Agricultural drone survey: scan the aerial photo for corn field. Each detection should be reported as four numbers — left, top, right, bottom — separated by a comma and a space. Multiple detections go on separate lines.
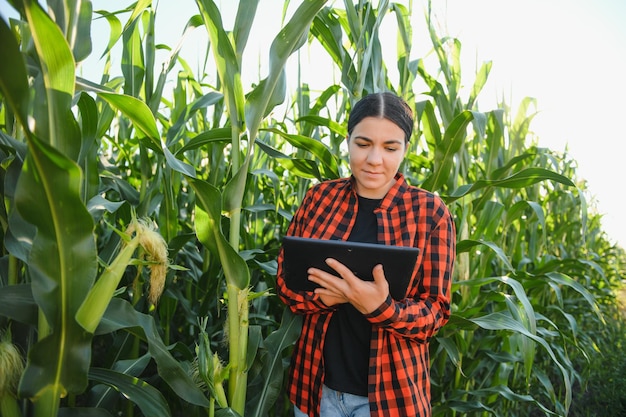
0, 1, 625, 416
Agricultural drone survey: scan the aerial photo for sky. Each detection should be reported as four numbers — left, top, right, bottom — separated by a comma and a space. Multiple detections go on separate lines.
437, 0, 626, 250
1, 0, 625, 249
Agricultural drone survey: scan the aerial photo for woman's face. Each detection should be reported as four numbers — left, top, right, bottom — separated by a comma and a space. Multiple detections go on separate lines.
347, 116, 407, 199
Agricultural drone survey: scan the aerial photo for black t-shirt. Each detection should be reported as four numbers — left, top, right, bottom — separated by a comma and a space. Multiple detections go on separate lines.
323, 195, 381, 396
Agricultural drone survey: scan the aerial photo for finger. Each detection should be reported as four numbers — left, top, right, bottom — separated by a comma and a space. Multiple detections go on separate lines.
314, 285, 344, 298
307, 267, 339, 284
307, 268, 345, 293
372, 264, 390, 293
324, 258, 358, 282
372, 264, 385, 283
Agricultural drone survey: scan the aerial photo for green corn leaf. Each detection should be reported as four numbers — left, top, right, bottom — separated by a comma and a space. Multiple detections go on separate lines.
421, 110, 476, 191
195, 0, 245, 131
310, 13, 344, 67
445, 168, 576, 203
457, 276, 537, 334
97, 298, 211, 408
176, 127, 231, 154
16, 134, 97, 399
24, 0, 79, 158
354, 0, 390, 94
545, 272, 604, 323
246, 73, 287, 127
261, 127, 340, 179
163, 146, 196, 177
121, 17, 145, 98
0, 16, 30, 129
0, 284, 38, 325
295, 115, 347, 137
456, 239, 515, 272
167, 92, 224, 146
255, 140, 323, 180
56, 408, 113, 417
392, 3, 415, 90
4, 197, 35, 263
417, 58, 453, 125
308, 84, 342, 118
276, 158, 323, 180
470, 311, 572, 410
467, 61, 492, 109
89, 368, 170, 417
254, 140, 289, 159
472, 201, 504, 241
24, 0, 74, 98
245, 0, 328, 138
489, 152, 536, 180
223, 157, 252, 215
94, 9, 123, 58
533, 369, 558, 411
143, 9, 155, 104
484, 109, 505, 176
98, 91, 161, 152
215, 409, 241, 417
511, 97, 538, 141
246, 309, 302, 417
438, 400, 495, 414
457, 385, 555, 415
187, 177, 250, 290
49, 0, 93, 63
488, 167, 575, 188
419, 100, 442, 147
89, 355, 151, 410
435, 336, 463, 372
124, 0, 152, 31
232, 0, 260, 62
76, 92, 100, 201
505, 200, 547, 244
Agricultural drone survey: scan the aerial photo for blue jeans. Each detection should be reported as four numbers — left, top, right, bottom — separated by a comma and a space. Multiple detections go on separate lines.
294, 385, 370, 417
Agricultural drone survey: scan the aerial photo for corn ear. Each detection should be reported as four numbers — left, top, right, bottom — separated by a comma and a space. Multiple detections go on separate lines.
138, 222, 169, 306
196, 319, 228, 409
75, 237, 141, 333
0, 333, 24, 417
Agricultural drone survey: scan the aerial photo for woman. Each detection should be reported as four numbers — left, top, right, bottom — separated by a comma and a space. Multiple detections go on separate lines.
276, 92, 456, 417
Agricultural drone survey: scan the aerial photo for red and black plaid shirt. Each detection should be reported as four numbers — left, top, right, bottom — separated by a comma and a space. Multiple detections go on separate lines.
276, 173, 456, 417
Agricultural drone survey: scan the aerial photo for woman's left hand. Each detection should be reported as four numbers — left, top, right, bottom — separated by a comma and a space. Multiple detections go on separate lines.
308, 258, 390, 314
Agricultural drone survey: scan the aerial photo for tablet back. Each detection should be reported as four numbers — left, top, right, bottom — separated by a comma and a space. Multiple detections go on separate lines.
282, 236, 419, 300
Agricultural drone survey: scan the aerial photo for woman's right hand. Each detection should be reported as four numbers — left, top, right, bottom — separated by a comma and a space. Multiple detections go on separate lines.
309, 259, 390, 314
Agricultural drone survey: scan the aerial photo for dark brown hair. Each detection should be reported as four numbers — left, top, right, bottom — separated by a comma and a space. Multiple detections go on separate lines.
347, 92, 414, 142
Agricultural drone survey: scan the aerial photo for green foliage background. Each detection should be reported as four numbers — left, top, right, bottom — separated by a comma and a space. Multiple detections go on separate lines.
0, 1, 624, 416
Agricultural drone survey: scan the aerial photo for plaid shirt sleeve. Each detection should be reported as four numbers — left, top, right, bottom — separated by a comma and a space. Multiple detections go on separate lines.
366, 187, 455, 340
367, 185, 456, 416
276, 184, 340, 315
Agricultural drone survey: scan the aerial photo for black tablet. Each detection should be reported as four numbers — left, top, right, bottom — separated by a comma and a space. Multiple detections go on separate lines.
282, 236, 419, 300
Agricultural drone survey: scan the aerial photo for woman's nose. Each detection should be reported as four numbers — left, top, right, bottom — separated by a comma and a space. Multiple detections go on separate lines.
367, 148, 383, 164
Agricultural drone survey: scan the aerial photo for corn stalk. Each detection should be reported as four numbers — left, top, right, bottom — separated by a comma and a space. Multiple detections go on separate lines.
192, 0, 328, 413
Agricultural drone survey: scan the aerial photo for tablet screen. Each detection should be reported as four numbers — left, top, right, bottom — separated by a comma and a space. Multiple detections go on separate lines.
282, 236, 419, 300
